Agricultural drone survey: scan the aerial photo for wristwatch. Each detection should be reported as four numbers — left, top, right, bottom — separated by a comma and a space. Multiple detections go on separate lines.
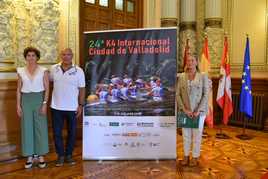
42, 101, 47, 104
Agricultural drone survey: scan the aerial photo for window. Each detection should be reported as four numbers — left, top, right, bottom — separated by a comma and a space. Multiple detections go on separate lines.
99, 0, 108, 7
85, 0, 95, 4
115, 0, 123, 11
80, 0, 143, 65
127, 1, 134, 13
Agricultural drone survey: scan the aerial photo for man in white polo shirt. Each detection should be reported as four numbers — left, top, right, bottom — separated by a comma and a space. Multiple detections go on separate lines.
50, 48, 85, 167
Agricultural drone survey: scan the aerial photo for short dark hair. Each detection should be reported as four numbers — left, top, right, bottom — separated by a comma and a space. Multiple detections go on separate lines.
23, 47, 40, 60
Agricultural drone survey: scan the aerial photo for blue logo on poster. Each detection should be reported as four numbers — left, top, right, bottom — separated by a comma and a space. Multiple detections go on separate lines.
109, 122, 120, 126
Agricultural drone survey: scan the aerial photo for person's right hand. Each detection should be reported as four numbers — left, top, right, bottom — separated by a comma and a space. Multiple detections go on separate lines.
39, 104, 47, 116
17, 105, 22, 118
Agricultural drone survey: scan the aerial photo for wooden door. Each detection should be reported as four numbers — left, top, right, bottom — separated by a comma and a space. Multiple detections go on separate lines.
80, 0, 143, 65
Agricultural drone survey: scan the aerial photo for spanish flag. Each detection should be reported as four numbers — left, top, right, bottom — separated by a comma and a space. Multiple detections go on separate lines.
200, 37, 214, 128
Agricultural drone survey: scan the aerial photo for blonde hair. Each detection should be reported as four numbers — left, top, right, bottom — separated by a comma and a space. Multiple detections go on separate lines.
184, 53, 200, 72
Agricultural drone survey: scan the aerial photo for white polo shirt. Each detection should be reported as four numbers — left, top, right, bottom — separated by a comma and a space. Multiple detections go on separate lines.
50, 64, 85, 111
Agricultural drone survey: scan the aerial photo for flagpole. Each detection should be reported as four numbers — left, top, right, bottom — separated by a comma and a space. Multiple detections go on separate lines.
216, 124, 231, 139
236, 34, 253, 140
236, 114, 253, 140
202, 36, 210, 138
216, 33, 231, 139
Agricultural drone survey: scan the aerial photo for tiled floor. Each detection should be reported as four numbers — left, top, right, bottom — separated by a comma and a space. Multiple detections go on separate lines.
1, 126, 268, 179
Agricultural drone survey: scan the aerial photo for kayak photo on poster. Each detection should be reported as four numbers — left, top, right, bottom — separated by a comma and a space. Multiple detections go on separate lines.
84, 28, 177, 117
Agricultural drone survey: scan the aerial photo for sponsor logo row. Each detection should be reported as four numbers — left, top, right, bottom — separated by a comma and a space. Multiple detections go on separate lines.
104, 141, 161, 148
84, 121, 175, 128
104, 132, 160, 137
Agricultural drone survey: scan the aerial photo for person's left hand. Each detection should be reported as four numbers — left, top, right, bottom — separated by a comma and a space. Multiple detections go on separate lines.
76, 105, 83, 118
193, 111, 200, 118
39, 104, 47, 116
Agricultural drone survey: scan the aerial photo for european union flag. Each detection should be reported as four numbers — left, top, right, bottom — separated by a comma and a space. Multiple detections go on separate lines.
239, 37, 253, 119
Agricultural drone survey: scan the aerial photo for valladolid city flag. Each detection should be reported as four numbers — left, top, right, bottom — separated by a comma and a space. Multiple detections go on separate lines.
216, 36, 233, 125
239, 37, 253, 119
200, 37, 213, 128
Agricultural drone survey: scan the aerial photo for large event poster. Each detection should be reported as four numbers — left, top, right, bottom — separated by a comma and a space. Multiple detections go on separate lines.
83, 28, 177, 160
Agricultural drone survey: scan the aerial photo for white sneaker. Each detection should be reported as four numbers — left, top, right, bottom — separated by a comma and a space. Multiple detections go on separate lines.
38, 156, 47, 169
24, 157, 33, 169
38, 161, 47, 168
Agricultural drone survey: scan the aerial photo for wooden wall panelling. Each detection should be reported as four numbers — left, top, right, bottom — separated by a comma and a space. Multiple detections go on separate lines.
0, 80, 20, 161
212, 77, 268, 130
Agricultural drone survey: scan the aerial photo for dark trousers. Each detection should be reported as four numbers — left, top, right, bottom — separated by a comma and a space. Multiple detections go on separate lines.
51, 108, 77, 157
